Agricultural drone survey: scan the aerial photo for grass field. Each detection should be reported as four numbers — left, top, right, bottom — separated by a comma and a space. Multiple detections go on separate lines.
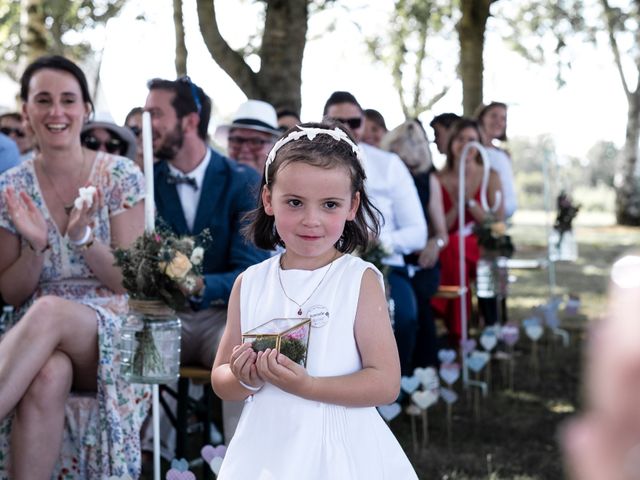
395, 210, 640, 479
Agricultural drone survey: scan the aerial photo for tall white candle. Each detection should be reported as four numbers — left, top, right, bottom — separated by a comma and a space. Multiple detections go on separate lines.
142, 111, 155, 233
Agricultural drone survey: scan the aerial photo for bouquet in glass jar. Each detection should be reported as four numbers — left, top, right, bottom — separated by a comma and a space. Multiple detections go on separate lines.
473, 215, 515, 258
113, 225, 211, 382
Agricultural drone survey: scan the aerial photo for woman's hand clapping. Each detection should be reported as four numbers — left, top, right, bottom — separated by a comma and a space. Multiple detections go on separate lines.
4, 187, 48, 251
67, 186, 100, 242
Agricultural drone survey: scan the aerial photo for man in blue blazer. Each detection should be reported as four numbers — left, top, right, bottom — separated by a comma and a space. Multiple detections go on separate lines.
146, 76, 268, 367
144, 78, 269, 445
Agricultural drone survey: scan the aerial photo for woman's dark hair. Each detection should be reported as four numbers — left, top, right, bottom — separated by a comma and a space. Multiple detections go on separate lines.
445, 118, 482, 170
475, 101, 508, 141
147, 77, 211, 141
125, 106, 143, 125
244, 121, 381, 254
20, 55, 94, 113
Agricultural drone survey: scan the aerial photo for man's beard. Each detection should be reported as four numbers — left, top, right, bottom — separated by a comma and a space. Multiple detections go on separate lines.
154, 122, 184, 160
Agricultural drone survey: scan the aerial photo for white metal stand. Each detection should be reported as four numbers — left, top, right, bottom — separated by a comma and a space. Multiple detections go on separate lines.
457, 141, 498, 388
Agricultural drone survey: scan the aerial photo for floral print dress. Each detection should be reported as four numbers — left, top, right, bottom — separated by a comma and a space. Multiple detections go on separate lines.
0, 152, 151, 479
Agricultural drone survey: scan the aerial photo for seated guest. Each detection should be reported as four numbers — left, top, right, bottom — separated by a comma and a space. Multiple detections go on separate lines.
323, 91, 427, 376
475, 101, 518, 219
81, 112, 137, 161
276, 108, 301, 132
0, 55, 150, 478
215, 100, 280, 173
362, 108, 388, 148
124, 106, 146, 170
431, 118, 504, 345
145, 78, 270, 443
382, 119, 448, 368
430, 112, 461, 156
0, 133, 20, 175
0, 112, 36, 161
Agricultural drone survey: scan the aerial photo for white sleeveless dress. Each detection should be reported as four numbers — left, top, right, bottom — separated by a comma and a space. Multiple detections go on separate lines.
217, 253, 418, 480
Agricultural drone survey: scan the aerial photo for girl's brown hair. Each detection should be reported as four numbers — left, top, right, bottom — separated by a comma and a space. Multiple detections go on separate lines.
243, 121, 381, 253
445, 118, 482, 170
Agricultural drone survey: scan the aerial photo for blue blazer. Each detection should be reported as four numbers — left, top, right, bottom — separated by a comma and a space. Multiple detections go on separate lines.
154, 148, 269, 309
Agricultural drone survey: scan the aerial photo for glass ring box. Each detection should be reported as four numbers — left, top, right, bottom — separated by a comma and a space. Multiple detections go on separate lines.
242, 318, 311, 367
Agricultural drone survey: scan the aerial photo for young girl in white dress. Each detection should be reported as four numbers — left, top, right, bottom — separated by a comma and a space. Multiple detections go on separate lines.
212, 122, 418, 479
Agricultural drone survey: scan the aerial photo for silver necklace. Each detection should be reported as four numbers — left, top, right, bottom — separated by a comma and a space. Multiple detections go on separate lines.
277, 253, 337, 316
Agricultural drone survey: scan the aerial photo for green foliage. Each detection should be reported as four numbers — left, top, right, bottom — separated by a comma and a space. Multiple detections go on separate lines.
251, 337, 307, 365
0, 0, 126, 81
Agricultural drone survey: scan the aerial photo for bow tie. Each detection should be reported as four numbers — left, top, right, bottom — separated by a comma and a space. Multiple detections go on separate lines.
167, 173, 198, 190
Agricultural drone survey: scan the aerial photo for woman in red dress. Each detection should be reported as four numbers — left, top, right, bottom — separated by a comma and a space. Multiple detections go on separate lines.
432, 118, 504, 345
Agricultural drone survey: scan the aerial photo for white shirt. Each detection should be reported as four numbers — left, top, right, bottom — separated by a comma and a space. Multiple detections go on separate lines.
486, 146, 517, 219
167, 148, 211, 231
360, 143, 427, 267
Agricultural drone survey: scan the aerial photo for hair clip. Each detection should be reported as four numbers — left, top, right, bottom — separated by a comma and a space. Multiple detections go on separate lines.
264, 126, 363, 184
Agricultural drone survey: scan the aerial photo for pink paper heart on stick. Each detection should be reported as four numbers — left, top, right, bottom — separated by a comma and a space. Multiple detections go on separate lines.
201, 444, 227, 464
166, 469, 196, 480
460, 338, 476, 355
501, 323, 519, 346
439, 362, 460, 386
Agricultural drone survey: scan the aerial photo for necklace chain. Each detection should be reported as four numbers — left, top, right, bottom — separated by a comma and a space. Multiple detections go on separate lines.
38, 150, 88, 215
277, 253, 337, 316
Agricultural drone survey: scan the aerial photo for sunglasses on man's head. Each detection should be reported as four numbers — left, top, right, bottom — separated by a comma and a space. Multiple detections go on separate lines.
82, 135, 125, 155
332, 117, 362, 130
177, 76, 202, 114
0, 127, 25, 138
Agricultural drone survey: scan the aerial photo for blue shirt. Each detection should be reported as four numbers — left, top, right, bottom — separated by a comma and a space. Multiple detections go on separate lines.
0, 133, 20, 175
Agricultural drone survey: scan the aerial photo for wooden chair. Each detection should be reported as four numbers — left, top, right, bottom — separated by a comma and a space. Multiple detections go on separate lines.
160, 366, 221, 480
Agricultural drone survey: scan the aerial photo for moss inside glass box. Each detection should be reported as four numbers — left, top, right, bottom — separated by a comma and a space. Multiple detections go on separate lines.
242, 317, 311, 367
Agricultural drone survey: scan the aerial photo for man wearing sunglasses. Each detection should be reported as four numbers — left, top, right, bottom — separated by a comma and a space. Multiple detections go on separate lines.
0, 112, 35, 161
214, 99, 280, 173
145, 77, 269, 446
323, 91, 427, 379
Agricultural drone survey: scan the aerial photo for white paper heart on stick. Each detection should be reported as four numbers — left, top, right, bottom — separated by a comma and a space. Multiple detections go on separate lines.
405, 404, 422, 416
480, 332, 498, 351
209, 457, 224, 475
525, 324, 544, 341
440, 387, 458, 404
416, 367, 439, 390
439, 362, 460, 385
401, 375, 421, 394
377, 403, 402, 422
412, 389, 439, 410
467, 351, 490, 372
437, 349, 457, 365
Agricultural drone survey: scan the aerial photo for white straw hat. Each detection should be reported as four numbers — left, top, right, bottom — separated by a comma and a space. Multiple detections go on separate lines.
214, 100, 280, 146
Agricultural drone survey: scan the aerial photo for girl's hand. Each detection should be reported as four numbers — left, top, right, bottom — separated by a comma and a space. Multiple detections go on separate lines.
229, 343, 264, 390
67, 186, 100, 242
256, 348, 313, 397
4, 187, 48, 250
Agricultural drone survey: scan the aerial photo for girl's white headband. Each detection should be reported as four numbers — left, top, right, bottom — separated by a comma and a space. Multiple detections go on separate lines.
264, 125, 363, 184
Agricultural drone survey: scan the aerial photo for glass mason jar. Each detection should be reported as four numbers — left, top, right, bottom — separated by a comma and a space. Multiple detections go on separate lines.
549, 228, 578, 261
476, 255, 509, 299
120, 299, 181, 384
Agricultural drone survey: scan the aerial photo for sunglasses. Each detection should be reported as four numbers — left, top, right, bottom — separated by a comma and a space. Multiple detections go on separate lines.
128, 125, 141, 137
82, 135, 125, 155
178, 76, 202, 114
0, 127, 25, 138
228, 136, 272, 150
331, 117, 362, 130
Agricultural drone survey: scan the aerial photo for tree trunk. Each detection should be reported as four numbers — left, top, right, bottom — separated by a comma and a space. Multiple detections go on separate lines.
196, 0, 308, 114
616, 89, 640, 224
457, 0, 493, 116
174, 0, 188, 77
20, 0, 48, 68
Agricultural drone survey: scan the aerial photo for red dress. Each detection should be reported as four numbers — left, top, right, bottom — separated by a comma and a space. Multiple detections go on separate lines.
431, 183, 481, 343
